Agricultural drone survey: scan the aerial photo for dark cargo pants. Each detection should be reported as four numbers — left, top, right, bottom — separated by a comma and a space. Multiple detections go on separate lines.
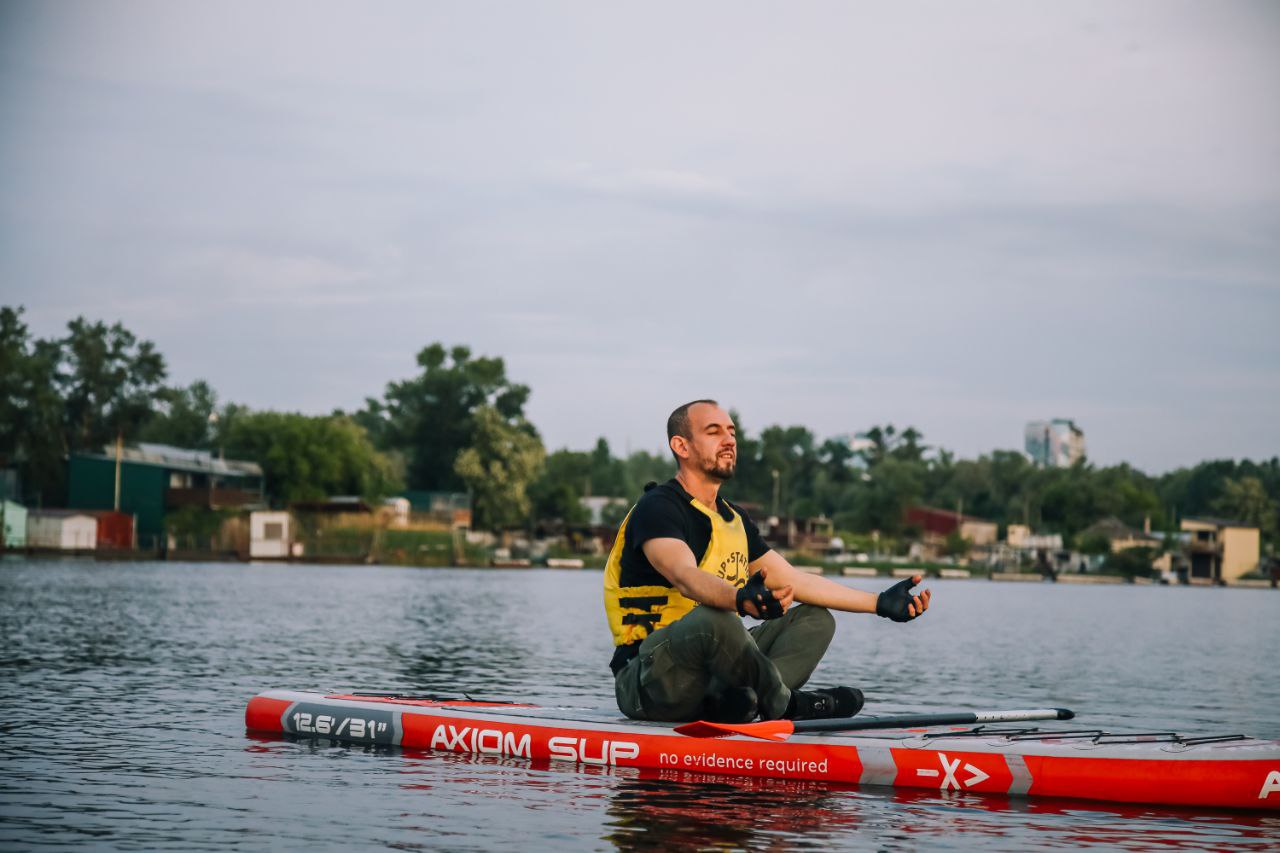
614, 604, 836, 722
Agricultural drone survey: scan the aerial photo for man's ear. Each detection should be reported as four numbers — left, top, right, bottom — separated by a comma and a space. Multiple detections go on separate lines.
670, 435, 689, 460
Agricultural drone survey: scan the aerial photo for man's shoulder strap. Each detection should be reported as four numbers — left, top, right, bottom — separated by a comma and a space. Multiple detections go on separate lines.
721, 498, 751, 524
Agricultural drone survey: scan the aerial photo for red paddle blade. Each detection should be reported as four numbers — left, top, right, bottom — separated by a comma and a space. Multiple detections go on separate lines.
673, 719, 797, 741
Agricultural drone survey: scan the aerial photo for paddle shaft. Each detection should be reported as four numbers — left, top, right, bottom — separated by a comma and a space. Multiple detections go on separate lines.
791, 707, 1074, 735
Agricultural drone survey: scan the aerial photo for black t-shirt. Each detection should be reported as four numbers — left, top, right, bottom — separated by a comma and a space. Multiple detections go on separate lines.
609, 479, 771, 673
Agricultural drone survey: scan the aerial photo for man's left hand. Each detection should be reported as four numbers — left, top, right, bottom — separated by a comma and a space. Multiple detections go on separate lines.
875, 575, 931, 622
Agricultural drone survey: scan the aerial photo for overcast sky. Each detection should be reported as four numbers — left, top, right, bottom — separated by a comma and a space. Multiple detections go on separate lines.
2, 1, 1277, 472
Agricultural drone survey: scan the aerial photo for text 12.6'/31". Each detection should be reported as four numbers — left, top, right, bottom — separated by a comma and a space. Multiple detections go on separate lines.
291, 711, 387, 740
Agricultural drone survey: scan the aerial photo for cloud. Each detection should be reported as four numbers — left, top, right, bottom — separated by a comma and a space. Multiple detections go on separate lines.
553, 162, 747, 206
0, 1, 1277, 471
176, 247, 378, 306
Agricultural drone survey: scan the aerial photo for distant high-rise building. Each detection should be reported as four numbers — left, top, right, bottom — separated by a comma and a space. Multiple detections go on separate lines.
1025, 419, 1086, 468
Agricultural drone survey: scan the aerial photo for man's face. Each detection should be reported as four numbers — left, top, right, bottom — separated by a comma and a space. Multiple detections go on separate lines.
680, 403, 737, 481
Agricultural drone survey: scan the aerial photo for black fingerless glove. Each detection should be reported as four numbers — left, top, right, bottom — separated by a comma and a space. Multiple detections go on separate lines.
736, 572, 784, 619
875, 577, 920, 623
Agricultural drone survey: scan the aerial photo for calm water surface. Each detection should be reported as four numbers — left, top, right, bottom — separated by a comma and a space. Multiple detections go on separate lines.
1, 559, 1277, 850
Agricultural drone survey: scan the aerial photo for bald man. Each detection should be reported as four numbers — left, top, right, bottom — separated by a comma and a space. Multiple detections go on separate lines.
603, 399, 930, 723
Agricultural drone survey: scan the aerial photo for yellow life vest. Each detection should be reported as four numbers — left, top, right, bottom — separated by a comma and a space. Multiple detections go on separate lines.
603, 493, 751, 648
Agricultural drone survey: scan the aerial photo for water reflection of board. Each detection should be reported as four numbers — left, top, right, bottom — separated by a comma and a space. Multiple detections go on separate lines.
246, 690, 1280, 812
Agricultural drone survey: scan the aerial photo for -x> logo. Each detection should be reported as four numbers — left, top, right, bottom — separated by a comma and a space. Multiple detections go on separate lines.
915, 753, 990, 790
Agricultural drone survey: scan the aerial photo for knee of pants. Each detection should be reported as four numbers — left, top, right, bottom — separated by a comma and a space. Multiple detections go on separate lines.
683, 605, 751, 642
680, 601, 747, 648
797, 604, 836, 642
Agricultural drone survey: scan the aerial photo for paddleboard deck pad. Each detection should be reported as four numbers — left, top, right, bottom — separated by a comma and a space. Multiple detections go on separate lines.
246, 690, 1280, 811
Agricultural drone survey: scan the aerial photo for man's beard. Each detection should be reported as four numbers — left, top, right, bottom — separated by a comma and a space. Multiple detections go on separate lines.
702, 454, 736, 481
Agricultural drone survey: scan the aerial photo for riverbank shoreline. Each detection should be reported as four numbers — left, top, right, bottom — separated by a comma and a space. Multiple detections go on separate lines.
5, 549, 1275, 588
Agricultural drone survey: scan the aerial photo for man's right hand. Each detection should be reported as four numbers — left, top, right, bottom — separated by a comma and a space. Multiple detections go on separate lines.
736, 567, 792, 619
642, 539, 793, 616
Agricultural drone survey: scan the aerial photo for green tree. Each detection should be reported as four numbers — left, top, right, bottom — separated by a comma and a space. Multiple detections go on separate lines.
0, 308, 64, 502
856, 424, 924, 467
1076, 531, 1113, 555
732, 422, 820, 517
1104, 546, 1157, 579
221, 410, 401, 504
60, 316, 166, 452
1157, 459, 1280, 553
528, 447, 592, 524
891, 427, 927, 463
943, 530, 971, 558
622, 449, 674, 495
816, 437, 859, 505
0, 307, 32, 452
1, 308, 166, 505
1157, 459, 1239, 520
139, 380, 219, 448
848, 456, 926, 535
165, 505, 238, 539
588, 437, 630, 496
357, 343, 532, 492
528, 440, 675, 529
454, 405, 546, 530
858, 425, 894, 467
1213, 476, 1278, 539
1038, 462, 1111, 537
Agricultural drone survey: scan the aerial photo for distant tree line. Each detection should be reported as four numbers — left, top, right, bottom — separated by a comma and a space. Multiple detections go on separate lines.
724, 421, 1278, 551
0, 307, 394, 507
2, 307, 1276, 553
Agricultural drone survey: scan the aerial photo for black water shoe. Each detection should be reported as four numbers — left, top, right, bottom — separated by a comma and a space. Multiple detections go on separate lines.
702, 687, 758, 723
784, 686, 864, 721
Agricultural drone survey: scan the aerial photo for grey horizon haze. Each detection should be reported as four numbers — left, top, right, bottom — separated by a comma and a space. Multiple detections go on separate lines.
1, 1, 1277, 473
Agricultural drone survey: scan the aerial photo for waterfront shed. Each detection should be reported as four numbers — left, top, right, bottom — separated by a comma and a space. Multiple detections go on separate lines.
250, 511, 293, 559
27, 510, 98, 550
2, 500, 27, 549
383, 497, 410, 526
88, 510, 136, 550
904, 506, 999, 547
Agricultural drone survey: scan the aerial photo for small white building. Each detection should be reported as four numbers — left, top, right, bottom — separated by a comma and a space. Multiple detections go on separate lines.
27, 510, 98, 550
579, 496, 630, 525
382, 497, 410, 526
250, 511, 293, 559
1006, 524, 1064, 551
2, 500, 28, 548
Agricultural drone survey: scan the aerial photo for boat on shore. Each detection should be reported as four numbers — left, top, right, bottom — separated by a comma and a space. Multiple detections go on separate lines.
246, 690, 1280, 812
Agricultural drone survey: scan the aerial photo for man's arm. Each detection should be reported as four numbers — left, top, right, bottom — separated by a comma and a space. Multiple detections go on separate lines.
642, 538, 794, 617
749, 549, 930, 617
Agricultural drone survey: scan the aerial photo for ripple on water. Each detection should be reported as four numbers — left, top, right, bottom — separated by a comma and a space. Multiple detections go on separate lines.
1, 560, 1277, 850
